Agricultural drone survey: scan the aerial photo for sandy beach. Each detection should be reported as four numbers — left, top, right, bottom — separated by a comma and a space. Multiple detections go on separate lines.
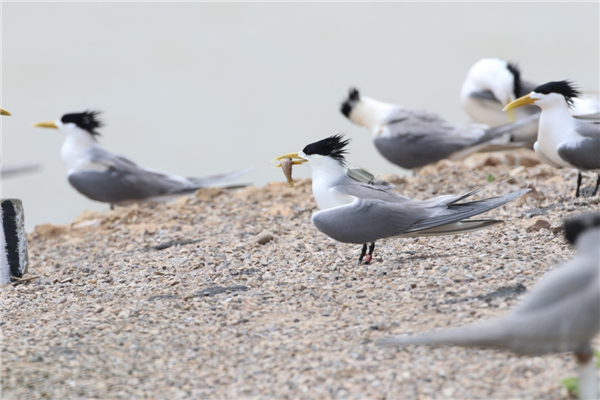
2, 149, 599, 399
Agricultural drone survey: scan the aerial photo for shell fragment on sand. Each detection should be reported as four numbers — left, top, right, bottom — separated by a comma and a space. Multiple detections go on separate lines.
1, 199, 29, 284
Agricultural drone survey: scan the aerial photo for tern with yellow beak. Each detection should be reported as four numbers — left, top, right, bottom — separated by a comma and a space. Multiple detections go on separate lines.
274, 134, 529, 264
504, 81, 600, 197
340, 88, 538, 171
461, 59, 600, 149
34, 111, 253, 206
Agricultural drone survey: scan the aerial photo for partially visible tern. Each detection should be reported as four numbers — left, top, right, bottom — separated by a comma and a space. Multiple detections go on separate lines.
504, 81, 600, 197
340, 88, 538, 171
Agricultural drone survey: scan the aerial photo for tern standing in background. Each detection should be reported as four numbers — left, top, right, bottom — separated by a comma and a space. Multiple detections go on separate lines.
504, 81, 600, 197
273, 134, 529, 264
462, 58, 600, 147
379, 213, 600, 400
34, 111, 253, 207
340, 88, 537, 171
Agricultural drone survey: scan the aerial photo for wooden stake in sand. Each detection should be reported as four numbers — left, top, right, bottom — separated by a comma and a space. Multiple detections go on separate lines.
1, 199, 29, 284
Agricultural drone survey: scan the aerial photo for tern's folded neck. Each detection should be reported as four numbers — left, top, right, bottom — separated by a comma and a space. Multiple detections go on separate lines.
61, 130, 98, 171
309, 160, 353, 210
350, 96, 398, 135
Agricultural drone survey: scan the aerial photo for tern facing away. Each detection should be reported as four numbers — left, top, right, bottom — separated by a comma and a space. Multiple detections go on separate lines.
274, 134, 529, 264
504, 81, 600, 197
462, 58, 600, 148
379, 213, 600, 400
34, 111, 253, 207
340, 88, 538, 171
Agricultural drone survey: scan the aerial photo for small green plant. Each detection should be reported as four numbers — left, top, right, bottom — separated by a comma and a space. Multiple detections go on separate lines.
561, 376, 579, 398
559, 350, 600, 398
486, 174, 494, 182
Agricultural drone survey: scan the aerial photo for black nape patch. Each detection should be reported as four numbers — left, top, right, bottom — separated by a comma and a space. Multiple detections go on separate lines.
563, 213, 600, 245
302, 133, 350, 163
340, 88, 360, 118
533, 81, 580, 107
506, 62, 522, 98
2, 201, 22, 279
61, 111, 103, 136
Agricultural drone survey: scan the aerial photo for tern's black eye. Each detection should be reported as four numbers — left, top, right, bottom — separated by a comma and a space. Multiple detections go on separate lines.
302, 134, 350, 162
61, 111, 103, 136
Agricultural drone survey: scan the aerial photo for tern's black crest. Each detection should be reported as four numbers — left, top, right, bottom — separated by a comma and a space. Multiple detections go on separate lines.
341, 88, 360, 118
563, 213, 600, 245
61, 111, 103, 136
302, 133, 350, 164
533, 81, 580, 107
506, 62, 522, 98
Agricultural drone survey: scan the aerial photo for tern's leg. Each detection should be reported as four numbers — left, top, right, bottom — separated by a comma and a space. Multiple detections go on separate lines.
575, 172, 582, 197
575, 348, 599, 400
363, 242, 376, 264
357, 244, 368, 264
592, 173, 600, 196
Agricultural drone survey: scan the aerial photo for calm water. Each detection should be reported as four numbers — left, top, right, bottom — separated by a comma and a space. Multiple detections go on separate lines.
2, 3, 598, 231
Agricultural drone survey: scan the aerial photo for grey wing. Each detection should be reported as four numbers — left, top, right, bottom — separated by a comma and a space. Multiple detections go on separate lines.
404, 189, 529, 233
311, 199, 429, 244
556, 135, 600, 171
468, 90, 500, 103
68, 168, 194, 203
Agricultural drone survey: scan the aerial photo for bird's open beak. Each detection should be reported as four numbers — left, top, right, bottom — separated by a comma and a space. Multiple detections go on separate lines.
272, 152, 308, 168
503, 94, 536, 111
0, 108, 11, 116
33, 121, 59, 129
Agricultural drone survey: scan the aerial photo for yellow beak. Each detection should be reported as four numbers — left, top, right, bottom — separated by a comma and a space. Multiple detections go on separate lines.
0, 108, 11, 116
503, 94, 537, 111
33, 121, 59, 129
272, 152, 308, 168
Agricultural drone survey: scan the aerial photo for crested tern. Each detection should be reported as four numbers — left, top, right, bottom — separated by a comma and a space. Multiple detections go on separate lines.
34, 111, 253, 206
504, 81, 600, 197
462, 58, 600, 147
340, 88, 538, 171
379, 213, 600, 399
274, 134, 529, 264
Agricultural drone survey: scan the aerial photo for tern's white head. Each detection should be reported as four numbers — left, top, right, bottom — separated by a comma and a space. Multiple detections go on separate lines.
504, 81, 580, 112
33, 111, 104, 171
273, 134, 353, 209
340, 88, 399, 135
461, 58, 522, 106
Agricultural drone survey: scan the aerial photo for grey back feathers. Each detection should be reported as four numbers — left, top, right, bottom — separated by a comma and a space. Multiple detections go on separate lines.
311, 174, 529, 244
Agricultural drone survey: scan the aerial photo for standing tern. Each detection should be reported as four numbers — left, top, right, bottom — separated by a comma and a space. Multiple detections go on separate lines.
273, 134, 529, 264
33, 111, 253, 206
378, 213, 600, 400
462, 58, 600, 147
504, 81, 600, 197
340, 88, 538, 171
